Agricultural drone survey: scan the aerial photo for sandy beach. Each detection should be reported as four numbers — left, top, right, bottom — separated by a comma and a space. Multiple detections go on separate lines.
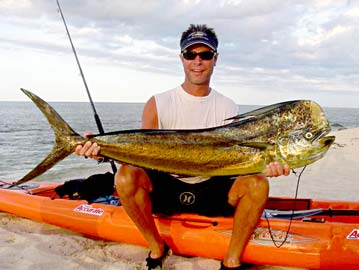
1, 128, 358, 270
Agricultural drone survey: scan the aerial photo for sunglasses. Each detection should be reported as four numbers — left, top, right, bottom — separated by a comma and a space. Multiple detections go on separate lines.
182, 51, 216, 61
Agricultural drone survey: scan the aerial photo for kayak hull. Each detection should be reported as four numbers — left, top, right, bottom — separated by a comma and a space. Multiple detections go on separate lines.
1, 181, 359, 269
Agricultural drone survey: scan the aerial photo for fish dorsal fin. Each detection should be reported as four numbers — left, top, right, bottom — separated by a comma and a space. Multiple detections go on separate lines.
226, 100, 304, 121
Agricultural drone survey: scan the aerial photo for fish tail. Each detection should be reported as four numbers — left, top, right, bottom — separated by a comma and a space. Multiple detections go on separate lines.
11, 88, 84, 186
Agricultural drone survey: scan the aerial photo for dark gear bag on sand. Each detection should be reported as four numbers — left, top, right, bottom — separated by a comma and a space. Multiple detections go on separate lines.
55, 172, 115, 202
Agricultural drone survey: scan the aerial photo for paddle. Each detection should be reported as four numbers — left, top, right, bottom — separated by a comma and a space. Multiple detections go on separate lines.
263, 208, 359, 220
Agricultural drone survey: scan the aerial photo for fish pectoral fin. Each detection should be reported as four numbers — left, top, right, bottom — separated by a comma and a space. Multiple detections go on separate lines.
238, 142, 273, 150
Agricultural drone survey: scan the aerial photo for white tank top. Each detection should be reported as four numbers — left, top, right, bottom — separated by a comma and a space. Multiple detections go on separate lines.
155, 86, 238, 129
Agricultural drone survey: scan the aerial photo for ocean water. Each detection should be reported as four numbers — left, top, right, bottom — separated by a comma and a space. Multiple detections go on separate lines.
0, 101, 358, 182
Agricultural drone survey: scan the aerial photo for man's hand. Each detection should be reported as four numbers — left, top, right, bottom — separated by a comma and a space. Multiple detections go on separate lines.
265, 162, 290, 177
75, 131, 103, 161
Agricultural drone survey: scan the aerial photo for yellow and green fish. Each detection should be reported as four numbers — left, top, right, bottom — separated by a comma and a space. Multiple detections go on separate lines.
13, 88, 335, 186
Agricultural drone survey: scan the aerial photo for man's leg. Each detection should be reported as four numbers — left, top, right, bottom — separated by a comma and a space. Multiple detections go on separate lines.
115, 164, 166, 258
223, 175, 269, 268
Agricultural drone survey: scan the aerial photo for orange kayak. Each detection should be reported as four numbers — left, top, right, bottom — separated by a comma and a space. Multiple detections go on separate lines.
1, 180, 359, 269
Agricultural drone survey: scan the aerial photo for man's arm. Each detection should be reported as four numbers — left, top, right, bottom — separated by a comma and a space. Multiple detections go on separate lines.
142, 96, 159, 129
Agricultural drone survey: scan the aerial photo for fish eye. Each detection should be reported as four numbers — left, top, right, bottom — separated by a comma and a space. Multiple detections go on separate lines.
304, 132, 314, 140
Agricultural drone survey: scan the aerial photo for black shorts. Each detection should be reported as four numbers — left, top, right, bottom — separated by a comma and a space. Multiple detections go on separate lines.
146, 170, 236, 217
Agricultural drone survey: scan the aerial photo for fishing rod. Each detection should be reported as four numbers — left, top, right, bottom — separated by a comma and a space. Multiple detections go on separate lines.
55, 0, 117, 173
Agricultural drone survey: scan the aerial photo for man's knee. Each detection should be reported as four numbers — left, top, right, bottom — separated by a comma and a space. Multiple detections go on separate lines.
228, 175, 269, 206
115, 165, 152, 197
247, 175, 269, 195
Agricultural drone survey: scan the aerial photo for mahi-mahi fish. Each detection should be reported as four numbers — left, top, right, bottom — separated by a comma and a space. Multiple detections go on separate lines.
12, 88, 335, 186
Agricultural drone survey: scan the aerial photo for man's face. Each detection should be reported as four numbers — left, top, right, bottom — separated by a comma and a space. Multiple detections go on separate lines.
180, 44, 218, 87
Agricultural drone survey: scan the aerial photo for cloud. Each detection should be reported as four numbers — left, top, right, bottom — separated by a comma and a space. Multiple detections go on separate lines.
0, 0, 358, 107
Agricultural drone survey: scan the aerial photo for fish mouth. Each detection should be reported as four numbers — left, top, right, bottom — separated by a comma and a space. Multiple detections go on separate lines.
315, 128, 335, 149
306, 133, 335, 161
321, 135, 335, 146
311, 128, 335, 148
307, 139, 334, 160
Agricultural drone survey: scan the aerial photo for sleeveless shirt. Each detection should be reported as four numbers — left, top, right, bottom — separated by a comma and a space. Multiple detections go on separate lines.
155, 86, 238, 129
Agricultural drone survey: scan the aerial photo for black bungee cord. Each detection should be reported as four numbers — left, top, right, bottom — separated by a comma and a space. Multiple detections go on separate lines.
264, 166, 307, 248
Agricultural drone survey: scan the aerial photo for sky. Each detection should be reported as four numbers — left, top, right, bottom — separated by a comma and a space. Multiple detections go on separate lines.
0, 0, 358, 108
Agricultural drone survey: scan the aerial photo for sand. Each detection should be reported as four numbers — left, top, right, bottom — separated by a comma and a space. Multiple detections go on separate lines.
1, 128, 358, 270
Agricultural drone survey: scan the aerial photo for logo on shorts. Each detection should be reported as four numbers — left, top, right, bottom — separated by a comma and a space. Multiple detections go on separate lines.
179, 192, 195, 205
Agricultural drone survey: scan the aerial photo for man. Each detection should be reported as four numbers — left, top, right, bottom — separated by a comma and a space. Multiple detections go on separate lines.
76, 24, 290, 270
